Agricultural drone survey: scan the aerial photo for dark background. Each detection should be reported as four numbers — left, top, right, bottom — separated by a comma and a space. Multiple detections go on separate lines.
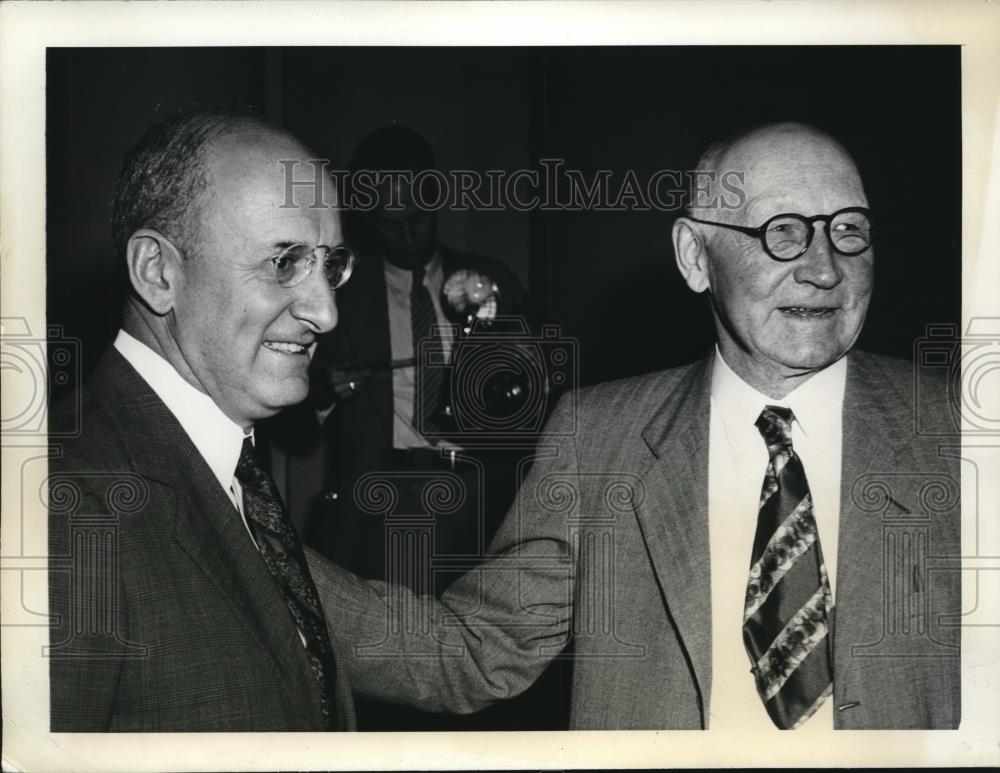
48, 46, 961, 389
46, 46, 962, 731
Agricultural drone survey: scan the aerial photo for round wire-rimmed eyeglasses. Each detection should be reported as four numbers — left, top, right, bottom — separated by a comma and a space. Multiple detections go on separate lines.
266, 243, 355, 290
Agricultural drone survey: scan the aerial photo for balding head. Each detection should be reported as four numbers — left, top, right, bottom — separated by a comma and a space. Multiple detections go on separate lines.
111, 108, 272, 262
196, 121, 340, 246
674, 122, 874, 398
690, 122, 866, 221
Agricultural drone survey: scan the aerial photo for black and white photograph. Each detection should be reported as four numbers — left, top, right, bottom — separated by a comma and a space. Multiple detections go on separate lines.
2, 2, 999, 770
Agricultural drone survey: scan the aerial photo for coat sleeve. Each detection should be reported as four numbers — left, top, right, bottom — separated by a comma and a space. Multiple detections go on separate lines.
309, 391, 582, 713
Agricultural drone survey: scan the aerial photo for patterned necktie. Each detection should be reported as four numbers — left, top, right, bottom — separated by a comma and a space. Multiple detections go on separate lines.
236, 437, 340, 729
411, 266, 445, 434
743, 406, 834, 729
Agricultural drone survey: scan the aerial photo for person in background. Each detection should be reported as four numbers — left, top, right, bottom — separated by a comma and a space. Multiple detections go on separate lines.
302, 124, 568, 729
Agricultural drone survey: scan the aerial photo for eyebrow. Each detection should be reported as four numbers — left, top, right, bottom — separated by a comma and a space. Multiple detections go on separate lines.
267, 239, 346, 254
744, 195, 798, 223
268, 240, 304, 253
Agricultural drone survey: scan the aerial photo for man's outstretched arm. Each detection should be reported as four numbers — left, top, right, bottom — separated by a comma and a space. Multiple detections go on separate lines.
308, 394, 582, 714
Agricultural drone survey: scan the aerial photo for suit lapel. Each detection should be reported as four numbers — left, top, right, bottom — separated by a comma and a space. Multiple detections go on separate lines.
834, 352, 916, 690
169, 457, 322, 710
635, 357, 714, 724
88, 350, 323, 716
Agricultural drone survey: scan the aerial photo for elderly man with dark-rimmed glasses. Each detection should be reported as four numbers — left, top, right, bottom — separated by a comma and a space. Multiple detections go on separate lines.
311, 121, 960, 733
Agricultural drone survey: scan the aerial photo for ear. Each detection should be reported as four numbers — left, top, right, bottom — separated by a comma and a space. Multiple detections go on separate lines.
672, 217, 711, 294
126, 229, 184, 315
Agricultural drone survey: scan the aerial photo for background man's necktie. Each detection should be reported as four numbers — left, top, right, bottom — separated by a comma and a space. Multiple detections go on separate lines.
743, 405, 834, 729
411, 266, 445, 434
236, 437, 341, 730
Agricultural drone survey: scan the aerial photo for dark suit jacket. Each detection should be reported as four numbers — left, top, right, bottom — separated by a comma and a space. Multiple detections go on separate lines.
303, 245, 530, 573
312, 350, 961, 729
48, 348, 356, 731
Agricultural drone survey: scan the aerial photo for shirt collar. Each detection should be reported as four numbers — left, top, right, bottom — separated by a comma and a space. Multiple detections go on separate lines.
114, 330, 250, 494
710, 345, 847, 448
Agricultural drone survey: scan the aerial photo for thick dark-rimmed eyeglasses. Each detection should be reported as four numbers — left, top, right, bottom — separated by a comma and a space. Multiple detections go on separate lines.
687, 206, 873, 262
267, 243, 355, 290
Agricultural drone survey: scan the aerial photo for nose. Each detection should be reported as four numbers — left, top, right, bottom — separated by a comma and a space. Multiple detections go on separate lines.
793, 225, 844, 289
290, 266, 338, 334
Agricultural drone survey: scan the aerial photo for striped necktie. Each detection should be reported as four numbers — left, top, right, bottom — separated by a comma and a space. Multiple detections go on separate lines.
236, 437, 341, 730
411, 266, 445, 434
743, 405, 834, 729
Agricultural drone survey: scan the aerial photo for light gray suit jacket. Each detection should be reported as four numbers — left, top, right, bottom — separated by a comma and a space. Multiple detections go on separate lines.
311, 350, 960, 729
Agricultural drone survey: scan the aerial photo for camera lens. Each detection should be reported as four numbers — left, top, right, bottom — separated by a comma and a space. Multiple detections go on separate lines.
482, 371, 529, 417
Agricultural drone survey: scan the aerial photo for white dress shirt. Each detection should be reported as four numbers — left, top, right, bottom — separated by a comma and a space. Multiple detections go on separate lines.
384, 250, 455, 449
707, 347, 846, 732
114, 330, 251, 524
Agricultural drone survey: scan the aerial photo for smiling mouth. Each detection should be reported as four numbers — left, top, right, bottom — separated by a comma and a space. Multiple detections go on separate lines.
779, 306, 838, 318
263, 341, 311, 355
